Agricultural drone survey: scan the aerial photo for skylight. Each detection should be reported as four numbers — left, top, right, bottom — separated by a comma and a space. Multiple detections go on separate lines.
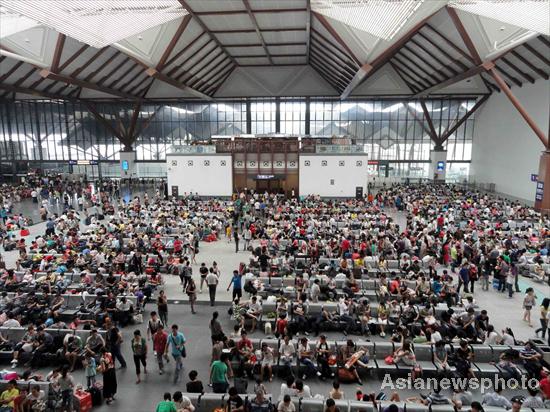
311, 0, 425, 40
0, 7, 40, 38
448, 0, 550, 36
1, 0, 188, 48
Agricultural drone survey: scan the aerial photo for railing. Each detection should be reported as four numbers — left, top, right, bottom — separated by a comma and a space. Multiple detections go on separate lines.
169, 145, 216, 154
315, 144, 366, 154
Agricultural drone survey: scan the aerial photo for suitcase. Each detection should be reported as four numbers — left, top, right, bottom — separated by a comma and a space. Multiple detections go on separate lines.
87, 385, 103, 406
234, 377, 248, 394
73, 389, 92, 412
337, 367, 356, 383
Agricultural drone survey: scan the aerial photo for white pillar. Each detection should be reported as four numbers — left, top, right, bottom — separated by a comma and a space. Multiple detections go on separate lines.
119, 150, 137, 178
428, 149, 447, 182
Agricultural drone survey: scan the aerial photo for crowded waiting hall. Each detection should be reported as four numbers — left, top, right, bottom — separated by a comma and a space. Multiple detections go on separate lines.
0, 1, 549, 412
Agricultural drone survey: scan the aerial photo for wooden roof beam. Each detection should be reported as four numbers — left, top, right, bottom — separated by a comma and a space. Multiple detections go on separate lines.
409, 38, 459, 75
0, 83, 67, 100
211, 27, 306, 33
446, 7, 482, 65
242, 0, 273, 64
50, 33, 66, 73
500, 57, 534, 84
195, 8, 307, 15
439, 94, 489, 143
163, 32, 207, 69
157, 15, 192, 71
178, 0, 238, 66
305, 0, 311, 65
341, 11, 437, 99
415, 62, 495, 97
168, 39, 215, 78
510, 50, 549, 80
39, 69, 137, 99
425, 23, 475, 65
312, 11, 361, 66
144, 68, 213, 101
489, 67, 548, 147
523, 43, 550, 68
310, 42, 356, 76
310, 32, 358, 71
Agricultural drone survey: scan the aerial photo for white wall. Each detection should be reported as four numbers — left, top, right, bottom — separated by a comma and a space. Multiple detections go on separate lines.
166, 155, 233, 197
471, 79, 550, 202
299, 155, 369, 197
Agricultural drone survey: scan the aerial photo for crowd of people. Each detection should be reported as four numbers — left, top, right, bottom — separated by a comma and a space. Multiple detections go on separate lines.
0, 178, 548, 412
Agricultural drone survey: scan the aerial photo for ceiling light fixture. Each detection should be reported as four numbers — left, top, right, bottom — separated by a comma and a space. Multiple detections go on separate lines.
448, 0, 549, 36
1, 0, 188, 48
311, 0, 425, 40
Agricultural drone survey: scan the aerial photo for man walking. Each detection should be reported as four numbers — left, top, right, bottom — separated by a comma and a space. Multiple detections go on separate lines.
153, 324, 168, 375
165, 324, 186, 384
227, 271, 242, 301
233, 230, 240, 253
206, 269, 219, 306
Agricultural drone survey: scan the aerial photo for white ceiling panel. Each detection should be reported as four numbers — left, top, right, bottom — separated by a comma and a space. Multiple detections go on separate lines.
449, 0, 549, 36
267, 45, 307, 55
225, 46, 265, 55
186, 0, 243, 13
235, 56, 270, 65
254, 11, 307, 29
261, 31, 307, 44
215, 32, 261, 43
201, 15, 255, 31
249, 0, 307, 10
271, 56, 307, 65
2, 0, 187, 48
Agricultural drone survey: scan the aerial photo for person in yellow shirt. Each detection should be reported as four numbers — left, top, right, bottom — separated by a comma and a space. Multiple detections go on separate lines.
0, 379, 19, 411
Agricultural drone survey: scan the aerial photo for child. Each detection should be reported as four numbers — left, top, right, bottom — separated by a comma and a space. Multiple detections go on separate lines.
253, 378, 267, 396
523, 288, 538, 327
329, 381, 344, 400
83, 353, 97, 388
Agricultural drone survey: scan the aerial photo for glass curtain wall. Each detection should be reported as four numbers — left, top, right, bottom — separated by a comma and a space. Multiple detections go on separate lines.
0, 98, 476, 179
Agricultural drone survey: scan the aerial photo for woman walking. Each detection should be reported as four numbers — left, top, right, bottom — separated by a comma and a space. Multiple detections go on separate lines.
209, 311, 224, 344
59, 366, 75, 412
186, 278, 197, 314
523, 288, 538, 327
157, 290, 168, 326
535, 298, 549, 339
99, 348, 118, 404
131, 330, 148, 384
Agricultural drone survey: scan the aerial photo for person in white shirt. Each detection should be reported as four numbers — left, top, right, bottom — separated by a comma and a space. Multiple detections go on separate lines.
3, 313, 20, 328
310, 280, 321, 303
278, 376, 297, 401
279, 335, 295, 371
294, 380, 311, 398
484, 325, 502, 345
277, 394, 296, 412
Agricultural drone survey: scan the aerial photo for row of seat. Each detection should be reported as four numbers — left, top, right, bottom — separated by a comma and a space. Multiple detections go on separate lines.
3, 292, 137, 310
13, 271, 122, 284
177, 392, 544, 412
0, 326, 107, 345
229, 337, 542, 379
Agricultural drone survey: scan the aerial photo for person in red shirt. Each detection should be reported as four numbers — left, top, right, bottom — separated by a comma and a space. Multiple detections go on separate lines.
540, 372, 550, 399
173, 237, 183, 254
153, 324, 168, 375
275, 314, 288, 338
341, 237, 351, 257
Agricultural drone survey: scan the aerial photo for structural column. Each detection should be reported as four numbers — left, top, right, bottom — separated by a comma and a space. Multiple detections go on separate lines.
120, 150, 137, 179
535, 152, 550, 214
428, 146, 447, 182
